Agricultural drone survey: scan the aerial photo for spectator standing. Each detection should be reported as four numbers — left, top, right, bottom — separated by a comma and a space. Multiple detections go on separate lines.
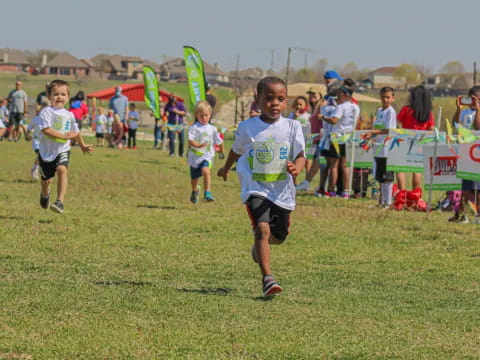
7, 80, 28, 141
396, 85, 434, 190
69, 91, 89, 131
164, 95, 187, 157
109, 86, 129, 124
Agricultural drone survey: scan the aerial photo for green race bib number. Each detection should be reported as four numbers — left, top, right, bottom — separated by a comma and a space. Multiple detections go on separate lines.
252, 141, 289, 182
48, 114, 71, 144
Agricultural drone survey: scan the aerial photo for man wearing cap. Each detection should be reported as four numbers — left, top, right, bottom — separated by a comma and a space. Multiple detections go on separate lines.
324, 70, 343, 95
109, 86, 129, 123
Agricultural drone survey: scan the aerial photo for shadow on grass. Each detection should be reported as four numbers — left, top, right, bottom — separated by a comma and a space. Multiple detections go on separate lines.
137, 204, 176, 210
178, 287, 232, 296
0, 178, 36, 184
252, 295, 276, 302
140, 159, 161, 165
0, 215, 27, 220
94, 280, 153, 286
38, 219, 53, 224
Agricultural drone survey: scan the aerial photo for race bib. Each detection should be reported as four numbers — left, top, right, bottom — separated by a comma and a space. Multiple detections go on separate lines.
252, 141, 290, 182
48, 114, 71, 143
305, 133, 319, 159
191, 132, 211, 156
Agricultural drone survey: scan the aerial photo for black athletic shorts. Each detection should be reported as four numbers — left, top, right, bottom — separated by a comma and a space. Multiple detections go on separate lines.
374, 157, 394, 183
321, 143, 345, 158
39, 151, 70, 181
245, 195, 291, 242
10, 112, 24, 126
95, 133, 105, 138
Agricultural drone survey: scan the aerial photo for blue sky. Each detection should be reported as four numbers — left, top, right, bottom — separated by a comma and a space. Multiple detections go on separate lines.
3, 0, 480, 73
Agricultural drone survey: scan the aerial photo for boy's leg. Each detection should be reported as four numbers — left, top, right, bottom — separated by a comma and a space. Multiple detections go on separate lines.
178, 130, 184, 157
327, 157, 338, 193
133, 129, 136, 147
412, 172, 422, 189
56, 165, 68, 203
191, 178, 199, 191
341, 156, 350, 195
254, 222, 273, 276
396, 172, 406, 190
41, 179, 51, 197
202, 166, 211, 192
167, 130, 175, 155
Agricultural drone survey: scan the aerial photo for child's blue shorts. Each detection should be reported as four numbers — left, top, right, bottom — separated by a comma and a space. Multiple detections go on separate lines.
190, 160, 210, 180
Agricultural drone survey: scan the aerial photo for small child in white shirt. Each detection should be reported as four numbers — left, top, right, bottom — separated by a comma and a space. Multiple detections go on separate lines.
188, 101, 224, 203
95, 107, 107, 147
38, 80, 93, 214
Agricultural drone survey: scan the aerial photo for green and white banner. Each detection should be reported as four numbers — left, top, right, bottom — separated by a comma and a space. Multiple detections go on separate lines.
143, 66, 161, 119
423, 144, 462, 191
457, 140, 480, 181
386, 129, 445, 173
183, 46, 206, 110
346, 131, 374, 168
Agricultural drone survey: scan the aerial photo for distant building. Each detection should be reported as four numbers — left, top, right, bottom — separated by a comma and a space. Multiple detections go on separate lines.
369, 66, 406, 89
159, 57, 229, 85
0, 49, 30, 73
90, 54, 143, 80
43, 52, 89, 77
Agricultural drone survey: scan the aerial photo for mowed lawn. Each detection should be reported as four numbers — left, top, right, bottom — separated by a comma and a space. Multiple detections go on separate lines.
0, 137, 479, 359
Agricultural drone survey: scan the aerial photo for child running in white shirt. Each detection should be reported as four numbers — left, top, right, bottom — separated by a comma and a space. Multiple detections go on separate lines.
27, 99, 50, 180
188, 101, 224, 203
38, 80, 93, 214
369, 87, 397, 207
218, 76, 306, 297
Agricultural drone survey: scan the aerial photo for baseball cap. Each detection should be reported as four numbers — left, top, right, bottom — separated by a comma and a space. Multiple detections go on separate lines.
323, 70, 343, 81
306, 85, 323, 94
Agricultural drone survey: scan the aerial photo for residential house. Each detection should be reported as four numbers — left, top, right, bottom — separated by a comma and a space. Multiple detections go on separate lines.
90, 54, 143, 80
203, 62, 229, 85
159, 57, 230, 85
43, 52, 89, 77
369, 66, 406, 89
0, 49, 30, 73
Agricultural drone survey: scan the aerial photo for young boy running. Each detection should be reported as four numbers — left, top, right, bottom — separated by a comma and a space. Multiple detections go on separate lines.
188, 101, 224, 203
218, 76, 306, 296
38, 80, 93, 214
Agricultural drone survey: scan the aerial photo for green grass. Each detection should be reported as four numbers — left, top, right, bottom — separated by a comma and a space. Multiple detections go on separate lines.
0, 137, 479, 359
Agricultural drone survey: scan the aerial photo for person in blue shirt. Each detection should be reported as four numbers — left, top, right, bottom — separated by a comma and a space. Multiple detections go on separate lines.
108, 86, 129, 124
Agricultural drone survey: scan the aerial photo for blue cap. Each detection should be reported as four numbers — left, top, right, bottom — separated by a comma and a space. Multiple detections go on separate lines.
323, 70, 343, 81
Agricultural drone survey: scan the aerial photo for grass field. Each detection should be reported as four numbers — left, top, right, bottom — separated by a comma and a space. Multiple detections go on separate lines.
0, 134, 480, 359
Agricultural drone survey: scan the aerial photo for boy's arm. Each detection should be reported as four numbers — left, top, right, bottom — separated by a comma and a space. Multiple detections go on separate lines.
41, 127, 77, 140
453, 96, 462, 124
188, 139, 207, 148
287, 151, 306, 177
473, 96, 480, 130
217, 150, 241, 181
74, 132, 94, 154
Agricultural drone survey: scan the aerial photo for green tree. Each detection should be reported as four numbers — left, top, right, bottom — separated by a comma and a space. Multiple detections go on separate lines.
440, 61, 465, 74
394, 64, 419, 88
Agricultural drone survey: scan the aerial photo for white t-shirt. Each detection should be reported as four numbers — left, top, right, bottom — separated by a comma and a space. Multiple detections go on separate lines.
27, 116, 43, 151
331, 101, 360, 136
319, 102, 337, 150
96, 114, 107, 133
232, 116, 305, 210
0, 118, 5, 129
459, 108, 476, 129
373, 106, 397, 157
288, 111, 311, 138
187, 122, 223, 167
106, 115, 114, 133
38, 107, 79, 162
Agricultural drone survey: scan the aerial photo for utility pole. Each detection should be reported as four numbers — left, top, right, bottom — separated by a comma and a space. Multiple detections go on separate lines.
234, 55, 240, 125
285, 47, 292, 85
474, 61, 477, 86
270, 49, 275, 72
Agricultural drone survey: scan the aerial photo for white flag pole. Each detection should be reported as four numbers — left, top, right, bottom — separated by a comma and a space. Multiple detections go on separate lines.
427, 106, 442, 218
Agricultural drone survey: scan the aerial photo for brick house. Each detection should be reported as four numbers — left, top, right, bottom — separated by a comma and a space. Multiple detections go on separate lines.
0, 49, 30, 73
43, 52, 89, 77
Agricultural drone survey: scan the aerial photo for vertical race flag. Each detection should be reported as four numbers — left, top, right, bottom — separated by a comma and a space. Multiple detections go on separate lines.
143, 65, 161, 119
183, 46, 206, 110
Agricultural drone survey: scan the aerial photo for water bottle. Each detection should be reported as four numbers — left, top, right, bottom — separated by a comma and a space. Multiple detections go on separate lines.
371, 182, 379, 200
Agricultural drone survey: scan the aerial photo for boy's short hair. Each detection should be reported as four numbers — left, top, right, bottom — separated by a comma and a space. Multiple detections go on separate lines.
256, 76, 287, 98
468, 86, 480, 96
380, 87, 395, 95
47, 79, 70, 96
129, 102, 136, 108
195, 100, 212, 116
